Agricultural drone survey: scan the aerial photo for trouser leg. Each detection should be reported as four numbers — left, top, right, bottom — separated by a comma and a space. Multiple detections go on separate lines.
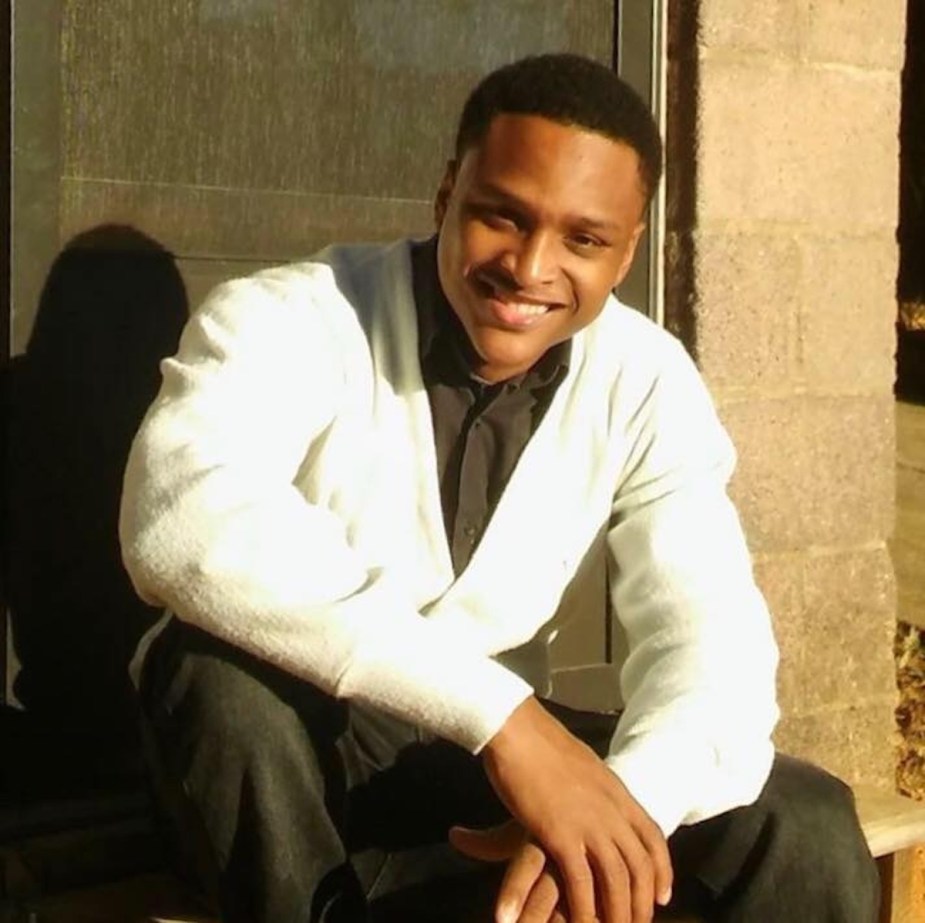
138, 618, 507, 923
666, 754, 881, 922
139, 617, 371, 923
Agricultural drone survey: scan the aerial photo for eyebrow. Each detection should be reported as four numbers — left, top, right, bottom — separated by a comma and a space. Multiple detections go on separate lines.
471, 180, 625, 233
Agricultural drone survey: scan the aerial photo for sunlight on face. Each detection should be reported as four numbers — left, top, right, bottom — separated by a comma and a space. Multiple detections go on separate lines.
435, 114, 648, 383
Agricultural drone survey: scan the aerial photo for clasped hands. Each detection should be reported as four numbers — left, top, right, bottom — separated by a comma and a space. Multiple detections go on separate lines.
451, 697, 673, 923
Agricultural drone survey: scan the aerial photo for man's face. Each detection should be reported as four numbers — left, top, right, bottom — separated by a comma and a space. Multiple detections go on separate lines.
435, 113, 648, 383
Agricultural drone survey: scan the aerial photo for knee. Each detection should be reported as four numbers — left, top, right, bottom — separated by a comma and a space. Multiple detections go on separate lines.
672, 756, 879, 918
760, 755, 866, 855
144, 624, 339, 782
180, 652, 300, 755
753, 755, 880, 911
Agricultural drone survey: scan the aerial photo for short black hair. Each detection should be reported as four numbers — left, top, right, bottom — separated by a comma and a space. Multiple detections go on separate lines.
454, 53, 663, 202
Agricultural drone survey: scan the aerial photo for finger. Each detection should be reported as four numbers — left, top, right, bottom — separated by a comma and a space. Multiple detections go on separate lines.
614, 791, 672, 908
450, 823, 524, 863
609, 833, 654, 923
495, 841, 546, 923
633, 819, 673, 906
587, 838, 633, 923
555, 851, 597, 923
518, 869, 560, 923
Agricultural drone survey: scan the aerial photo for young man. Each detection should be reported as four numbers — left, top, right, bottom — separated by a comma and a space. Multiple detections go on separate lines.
120, 54, 879, 923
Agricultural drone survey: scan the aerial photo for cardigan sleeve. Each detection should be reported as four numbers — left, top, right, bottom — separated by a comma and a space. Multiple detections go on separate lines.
603, 338, 779, 837
119, 270, 531, 753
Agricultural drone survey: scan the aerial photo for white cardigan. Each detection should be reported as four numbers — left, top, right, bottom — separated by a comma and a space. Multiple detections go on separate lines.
119, 239, 779, 836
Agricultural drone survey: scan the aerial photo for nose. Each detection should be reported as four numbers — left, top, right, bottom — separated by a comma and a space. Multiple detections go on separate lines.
501, 230, 558, 289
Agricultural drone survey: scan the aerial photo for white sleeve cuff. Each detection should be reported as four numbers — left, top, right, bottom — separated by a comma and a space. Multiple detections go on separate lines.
605, 729, 774, 837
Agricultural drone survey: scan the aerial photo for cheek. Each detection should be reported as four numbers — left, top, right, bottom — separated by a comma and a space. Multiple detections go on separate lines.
438, 219, 469, 270
572, 269, 618, 312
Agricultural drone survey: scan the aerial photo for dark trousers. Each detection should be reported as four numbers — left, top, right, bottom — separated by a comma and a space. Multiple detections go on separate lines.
138, 618, 880, 923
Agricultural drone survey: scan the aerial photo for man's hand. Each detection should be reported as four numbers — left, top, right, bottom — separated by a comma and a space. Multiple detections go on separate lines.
479, 697, 673, 923
450, 820, 568, 923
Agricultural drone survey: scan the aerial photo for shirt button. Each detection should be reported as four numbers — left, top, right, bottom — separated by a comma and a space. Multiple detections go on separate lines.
463, 525, 477, 539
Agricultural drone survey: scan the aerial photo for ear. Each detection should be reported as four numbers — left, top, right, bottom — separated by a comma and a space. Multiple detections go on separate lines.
613, 222, 647, 288
433, 159, 458, 229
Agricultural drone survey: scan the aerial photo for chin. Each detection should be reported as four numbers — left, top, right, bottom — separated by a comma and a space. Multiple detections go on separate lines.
474, 339, 543, 378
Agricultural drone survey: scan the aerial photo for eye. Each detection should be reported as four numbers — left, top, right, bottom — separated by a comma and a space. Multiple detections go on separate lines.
567, 232, 607, 253
490, 210, 518, 228
488, 208, 523, 231
468, 202, 523, 231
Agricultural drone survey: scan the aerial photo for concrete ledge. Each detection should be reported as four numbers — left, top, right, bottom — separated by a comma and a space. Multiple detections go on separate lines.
855, 788, 925, 923
856, 786, 925, 858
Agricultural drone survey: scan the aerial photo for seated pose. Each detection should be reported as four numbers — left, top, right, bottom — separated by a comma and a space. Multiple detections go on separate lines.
120, 53, 879, 923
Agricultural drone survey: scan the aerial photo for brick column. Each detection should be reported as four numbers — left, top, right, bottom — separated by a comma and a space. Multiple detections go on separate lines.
666, 0, 906, 787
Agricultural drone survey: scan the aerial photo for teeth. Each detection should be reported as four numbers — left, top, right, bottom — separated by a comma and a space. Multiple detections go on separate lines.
509, 302, 549, 317
481, 278, 550, 317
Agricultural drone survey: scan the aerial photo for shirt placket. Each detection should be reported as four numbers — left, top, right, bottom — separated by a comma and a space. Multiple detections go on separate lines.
450, 383, 506, 572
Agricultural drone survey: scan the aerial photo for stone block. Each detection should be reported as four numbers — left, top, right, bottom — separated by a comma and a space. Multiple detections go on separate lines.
775, 700, 898, 788
753, 548, 897, 721
798, 547, 897, 711
720, 395, 894, 552
691, 230, 896, 393
801, 395, 895, 547
722, 397, 809, 551
796, 234, 897, 392
699, 0, 908, 71
699, 0, 800, 57
692, 230, 802, 390
697, 60, 901, 232
802, 0, 908, 71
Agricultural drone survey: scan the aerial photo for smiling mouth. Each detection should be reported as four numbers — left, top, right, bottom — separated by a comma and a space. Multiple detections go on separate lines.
473, 274, 560, 324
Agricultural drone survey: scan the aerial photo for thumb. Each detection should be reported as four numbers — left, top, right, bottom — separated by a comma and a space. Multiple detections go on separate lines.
449, 821, 525, 863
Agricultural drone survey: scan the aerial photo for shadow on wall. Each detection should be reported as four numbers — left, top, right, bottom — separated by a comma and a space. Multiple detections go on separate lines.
4, 225, 187, 800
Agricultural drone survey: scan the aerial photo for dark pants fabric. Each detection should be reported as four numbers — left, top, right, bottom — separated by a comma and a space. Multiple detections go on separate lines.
138, 618, 880, 923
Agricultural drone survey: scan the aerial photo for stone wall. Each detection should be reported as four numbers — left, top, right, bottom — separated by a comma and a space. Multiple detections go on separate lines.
666, 0, 906, 787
